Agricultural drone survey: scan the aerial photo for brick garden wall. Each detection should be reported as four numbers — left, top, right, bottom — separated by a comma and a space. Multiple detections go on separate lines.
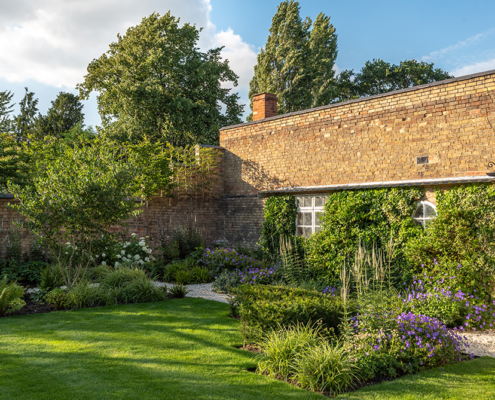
219, 71, 495, 246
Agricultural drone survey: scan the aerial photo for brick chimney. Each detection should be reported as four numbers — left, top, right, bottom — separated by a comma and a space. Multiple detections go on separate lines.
252, 93, 278, 121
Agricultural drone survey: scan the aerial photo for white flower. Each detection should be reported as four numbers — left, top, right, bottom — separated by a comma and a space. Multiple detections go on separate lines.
145, 236, 149, 239
139, 241, 145, 247
131, 233, 137, 237
102, 261, 107, 266
65, 252, 68, 255
138, 260, 144, 265
115, 262, 120, 267
134, 254, 140, 260
65, 242, 71, 246
145, 257, 149, 262
123, 257, 128, 262
139, 237, 145, 240
121, 250, 125, 255
102, 253, 106, 258
116, 255, 121, 259
150, 256, 156, 261
96, 254, 100, 258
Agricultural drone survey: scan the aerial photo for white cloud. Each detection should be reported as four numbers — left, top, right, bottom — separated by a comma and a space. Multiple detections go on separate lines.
450, 59, 495, 77
0, 0, 257, 98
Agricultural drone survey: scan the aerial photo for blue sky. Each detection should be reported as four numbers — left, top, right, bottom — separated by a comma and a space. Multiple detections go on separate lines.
1, 0, 495, 128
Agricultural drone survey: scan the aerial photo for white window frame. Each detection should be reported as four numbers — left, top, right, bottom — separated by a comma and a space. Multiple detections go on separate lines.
412, 200, 437, 228
295, 195, 327, 238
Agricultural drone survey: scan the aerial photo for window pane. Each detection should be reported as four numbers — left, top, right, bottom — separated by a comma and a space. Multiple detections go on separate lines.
412, 204, 424, 219
303, 197, 312, 207
303, 228, 312, 238
314, 197, 325, 207
425, 204, 437, 218
297, 213, 303, 225
296, 197, 304, 207
316, 212, 324, 225
303, 213, 312, 226
296, 227, 304, 237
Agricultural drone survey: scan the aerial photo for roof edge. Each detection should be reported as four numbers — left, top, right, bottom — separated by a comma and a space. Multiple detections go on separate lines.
221, 68, 495, 132
257, 175, 495, 198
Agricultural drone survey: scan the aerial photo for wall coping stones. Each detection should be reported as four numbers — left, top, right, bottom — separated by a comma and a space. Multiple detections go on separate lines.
220, 68, 495, 132
257, 176, 495, 198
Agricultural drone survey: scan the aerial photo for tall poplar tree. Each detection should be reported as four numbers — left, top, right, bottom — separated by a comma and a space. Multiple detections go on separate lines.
248, 1, 337, 119
13, 88, 39, 139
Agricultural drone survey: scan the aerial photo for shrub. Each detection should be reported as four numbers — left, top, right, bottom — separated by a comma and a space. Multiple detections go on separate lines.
212, 270, 242, 293
0, 260, 47, 284
164, 258, 196, 282
405, 184, 495, 297
69, 281, 105, 308
86, 264, 113, 283
294, 341, 356, 395
345, 309, 468, 380
44, 288, 72, 310
236, 285, 344, 344
169, 283, 189, 298
144, 260, 167, 280
175, 269, 192, 285
122, 275, 166, 303
0, 275, 25, 316
201, 247, 265, 275
190, 266, 211, 284
257, 323, 321, 381
101, 266, 146, 289
39, 264, 64, 291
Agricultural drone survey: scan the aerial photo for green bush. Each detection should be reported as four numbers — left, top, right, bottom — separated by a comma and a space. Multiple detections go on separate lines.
405, 184, 495, 296
175, 269, 192, 284
236, 285, 344, 344
69, 281, 105, 308
212, 269, 242, 293
257, 323, 321, 381
39, 264, 64, 291
86, 264, 113, 283
169, 283, 188, 298
294, 341, 356, 395
190, 266, 211, 283
101, 266, 146, 289
306, 187, 423, 282
122, 275, 166, 303
0, 275, 25, 316
0, 260, 47, 284
44, 288, 72, 310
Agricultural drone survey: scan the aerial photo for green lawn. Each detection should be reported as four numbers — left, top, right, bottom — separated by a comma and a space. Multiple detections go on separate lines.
1, 299, 494, 400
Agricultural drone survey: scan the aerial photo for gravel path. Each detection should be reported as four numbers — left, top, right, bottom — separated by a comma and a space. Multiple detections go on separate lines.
459, 330, 495, 358
159, 282, 229, 304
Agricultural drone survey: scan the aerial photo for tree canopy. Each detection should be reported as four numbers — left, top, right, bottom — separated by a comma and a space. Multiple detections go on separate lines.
36, 92, 85, 138
334, 59, 453, 101
248, 0, 337, 118
77, 12, 244, 146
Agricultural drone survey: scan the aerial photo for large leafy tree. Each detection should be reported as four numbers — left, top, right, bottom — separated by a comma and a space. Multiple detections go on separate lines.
334, 59, 453, 100
0, 90, 14, 133
248, 1, 337, 118
77, 12, 244, 146
13, 88, 39, 138
36, 92, 85, 138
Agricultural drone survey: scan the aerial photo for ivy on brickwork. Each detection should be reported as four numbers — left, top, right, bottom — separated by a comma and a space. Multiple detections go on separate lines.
405, 183, 495, 297
258, 195, 297, 255
305, 187, 424, 282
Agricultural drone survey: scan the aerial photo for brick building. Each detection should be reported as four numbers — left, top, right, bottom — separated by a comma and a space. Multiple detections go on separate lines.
1, 69, 495, 250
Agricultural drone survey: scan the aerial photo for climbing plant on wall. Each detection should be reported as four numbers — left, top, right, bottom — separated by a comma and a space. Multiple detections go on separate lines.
258, 195, 297, 255
305, 187, 424, 281
405, 183, 495, 297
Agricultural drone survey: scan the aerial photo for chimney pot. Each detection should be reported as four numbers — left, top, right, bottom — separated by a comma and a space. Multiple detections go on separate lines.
252, 93, 278, 121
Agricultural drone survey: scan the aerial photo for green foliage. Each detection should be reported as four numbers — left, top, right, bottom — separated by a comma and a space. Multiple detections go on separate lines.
13, 88, 39, 139
405, 184, 495, 296
236, 285, 343, 344
169, 283, 189, 298
259, 195, 297, 255
306, 187, 424, 282
44, 288, 71, 310
334, 59, 453, 101
39, 263, 64, 290
164, 257, 212, 284
0, 133, 30, 191
294, 341, 356, 395
121, 274, 166, 303
0, 275, 25, 316
212, 269, 242, 293
78, 12, 243, 146
8, 138, 143, 257
248, 1, 337, 118
35, 92, 84, 139
1, 261, 47, 284
86, 264, 113, 283
0, 90, 14, 133
279, 236, 309, 285
257, 323, 321, 381
69, 281, 105, 308
190, 267, 211, 284
169, 227, 205, 260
